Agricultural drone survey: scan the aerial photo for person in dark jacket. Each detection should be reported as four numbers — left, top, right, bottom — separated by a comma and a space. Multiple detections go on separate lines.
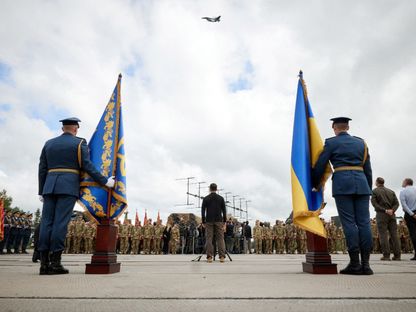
225, 220, 234, 253
244, 221, 252, 254
371, 177, 401, 261
162, 218, 173, 255
313, 117, 373, 275
38, 117, 115, 275
201, 183, 227, 262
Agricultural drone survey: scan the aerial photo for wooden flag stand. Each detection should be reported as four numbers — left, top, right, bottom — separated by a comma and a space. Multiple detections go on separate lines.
85, 219, 120, 274
302, 231, 337, 274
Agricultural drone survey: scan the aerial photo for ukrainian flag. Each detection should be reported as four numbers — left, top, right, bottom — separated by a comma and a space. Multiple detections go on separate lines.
78, 74, 127, 222
290, 71, 330, 237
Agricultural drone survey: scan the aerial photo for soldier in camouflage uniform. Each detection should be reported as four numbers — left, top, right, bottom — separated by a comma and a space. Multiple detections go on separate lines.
398, 220, 411, 253
325, 221, 337, 253
73, 216, 85, 254
170, 223, 180, 254
263, 223, 273, 254
296, 226, 307, 254
153, 219, 165, 255
83, 222, 96, 254
272, 220, 279, 254
334, 225, 343, 254
253, 220, 263, 254
285, 222, 297, 254
371, 218, 379, 253
340, 226, 347, 254
119, 220, 130, 254
131, 221, 142, 254
64, 220, 75, 254
142, 221, 153, 254
275, 221, 285, 254
128, 220, 134, 254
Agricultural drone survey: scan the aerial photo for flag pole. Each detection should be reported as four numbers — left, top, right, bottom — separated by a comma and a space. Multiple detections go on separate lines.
297, 70, 337, 274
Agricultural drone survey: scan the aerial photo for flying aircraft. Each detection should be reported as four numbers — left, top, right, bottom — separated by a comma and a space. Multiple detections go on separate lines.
201, 16, 221, 22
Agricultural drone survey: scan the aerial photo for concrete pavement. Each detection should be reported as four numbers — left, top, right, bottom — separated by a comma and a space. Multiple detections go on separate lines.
0, 252, 415, 311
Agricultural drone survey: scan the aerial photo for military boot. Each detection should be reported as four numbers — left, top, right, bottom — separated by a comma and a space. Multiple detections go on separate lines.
50, 251, 69, 274
39, 251, 51, 275
340, 251, 362, 275
361, 250, 374, 275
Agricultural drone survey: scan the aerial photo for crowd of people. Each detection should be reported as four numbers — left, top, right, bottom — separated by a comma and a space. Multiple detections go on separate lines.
1, 210, 415, 258
55, 215, 414, 256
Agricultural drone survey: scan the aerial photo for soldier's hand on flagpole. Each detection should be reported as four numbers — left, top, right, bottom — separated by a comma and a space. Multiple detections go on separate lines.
106, 176, 116, 188
38, 195, 44, 203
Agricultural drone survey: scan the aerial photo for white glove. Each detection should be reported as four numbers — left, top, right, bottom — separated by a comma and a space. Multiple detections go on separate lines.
106, 176, 116, 188
39, 195, 44, 202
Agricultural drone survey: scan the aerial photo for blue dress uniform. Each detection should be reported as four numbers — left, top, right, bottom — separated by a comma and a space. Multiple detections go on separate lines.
7, 211, 20, 253
13, 213, 24, 253
0, 209, 12, 254
38, 117, 108, 274
313, 117, 373, 275
21, 213, 33, 254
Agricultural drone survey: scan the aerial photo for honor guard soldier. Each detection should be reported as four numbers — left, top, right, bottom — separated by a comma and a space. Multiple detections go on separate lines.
0, 208, 12, 254
14, 211, 24, 253
21, 212, 33, 254
7, 210, 20, 254
313, 117, 373, 275
38, 117, 115, 275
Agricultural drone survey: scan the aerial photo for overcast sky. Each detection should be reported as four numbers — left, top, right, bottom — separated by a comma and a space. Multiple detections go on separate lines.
1, 0, 415, 224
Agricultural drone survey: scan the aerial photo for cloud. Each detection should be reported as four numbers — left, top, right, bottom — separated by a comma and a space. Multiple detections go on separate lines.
0, 0, 415, 223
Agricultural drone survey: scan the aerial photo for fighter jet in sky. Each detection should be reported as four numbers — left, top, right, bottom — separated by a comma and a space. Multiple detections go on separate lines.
201, 16, 221, 23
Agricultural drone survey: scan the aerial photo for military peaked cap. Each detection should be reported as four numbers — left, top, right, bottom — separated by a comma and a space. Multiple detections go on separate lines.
59, 117, 81, 126
330, 117, 351, 124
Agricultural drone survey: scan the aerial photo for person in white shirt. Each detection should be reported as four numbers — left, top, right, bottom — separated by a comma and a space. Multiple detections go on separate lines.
399, 178, 416, 260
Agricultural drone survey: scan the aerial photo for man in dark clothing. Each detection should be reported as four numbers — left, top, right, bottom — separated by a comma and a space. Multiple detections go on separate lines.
244, 221, 252, 254
201, 183, 227, 262
225, 220, 234, 253
371, 177, 401, 261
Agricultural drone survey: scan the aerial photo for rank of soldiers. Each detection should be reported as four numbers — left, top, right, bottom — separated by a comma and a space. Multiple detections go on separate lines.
0, 207, 34, 254
60, 217, 416, 255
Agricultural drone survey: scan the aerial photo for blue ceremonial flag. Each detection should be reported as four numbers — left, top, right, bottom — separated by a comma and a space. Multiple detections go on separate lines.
78, 74, 127, 222
290, 71, 330, 237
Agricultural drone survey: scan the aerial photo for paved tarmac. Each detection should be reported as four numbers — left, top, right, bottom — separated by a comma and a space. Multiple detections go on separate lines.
0, 252, 415, 311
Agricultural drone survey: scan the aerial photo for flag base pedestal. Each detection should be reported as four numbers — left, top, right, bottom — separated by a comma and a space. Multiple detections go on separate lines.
302, 231, 337, 274
85, 219, 120, 274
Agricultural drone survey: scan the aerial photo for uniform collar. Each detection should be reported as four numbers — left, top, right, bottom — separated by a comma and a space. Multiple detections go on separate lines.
337, 132, 349, 137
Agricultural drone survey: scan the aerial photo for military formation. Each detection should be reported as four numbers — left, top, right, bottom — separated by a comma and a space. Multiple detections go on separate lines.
2, 210, 415, 256
63, 216, 97, 254
252, 220, 309, 254
0, 208, 33, 255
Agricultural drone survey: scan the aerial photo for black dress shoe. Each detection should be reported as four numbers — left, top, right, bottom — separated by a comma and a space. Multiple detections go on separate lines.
410, 256, 416, 261
340, 263, 363, 275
